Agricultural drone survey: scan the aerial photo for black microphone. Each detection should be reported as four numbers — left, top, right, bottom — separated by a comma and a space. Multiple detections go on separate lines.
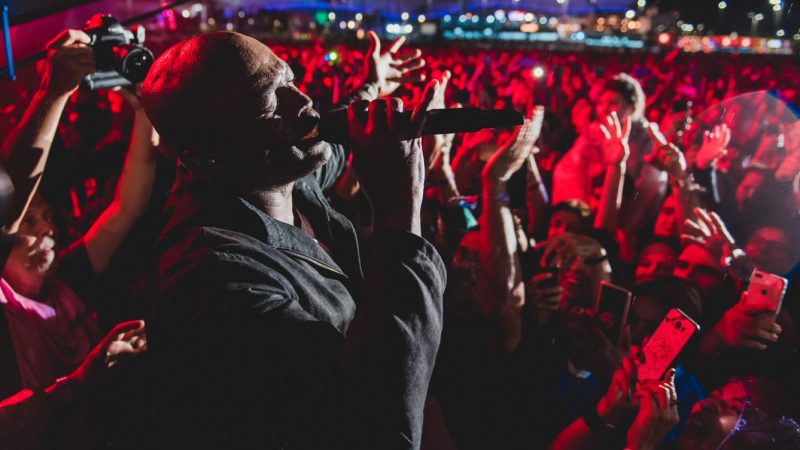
317, 107, 525, 144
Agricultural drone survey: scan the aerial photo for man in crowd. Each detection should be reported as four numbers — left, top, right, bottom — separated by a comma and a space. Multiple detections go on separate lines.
140, 31, 445, 449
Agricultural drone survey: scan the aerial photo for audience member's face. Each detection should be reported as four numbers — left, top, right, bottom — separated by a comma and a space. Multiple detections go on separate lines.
595, 90, 631, 122
654, 194, 680, 238
559, 248, 611, 309
629, 295, 668, 345
745, 226, 793, 275
736, 171, 766, 212
3, 196, 57, 291
548, 210, 581, 239
679, 381, 746, 450
635, 243, 678, 283
673, 245, 723, 293
571, 99, 592, 132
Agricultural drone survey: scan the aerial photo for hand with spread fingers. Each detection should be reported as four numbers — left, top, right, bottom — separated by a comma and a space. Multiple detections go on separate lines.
645, 122, 687, 180
483, 107, 544, 183
626, 369, 680, 450
363, 31, 426, 97
711, 299, 782, 351
681, 207, 736, 265
695, 124, 731, 170
599, 111, 631, 167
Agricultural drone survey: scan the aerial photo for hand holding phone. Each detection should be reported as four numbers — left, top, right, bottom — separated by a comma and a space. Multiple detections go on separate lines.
639, 309, 700, 382
744, 269, 788, 317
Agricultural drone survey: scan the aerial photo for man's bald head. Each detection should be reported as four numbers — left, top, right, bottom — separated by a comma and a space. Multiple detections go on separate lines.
142, 32, 324, 186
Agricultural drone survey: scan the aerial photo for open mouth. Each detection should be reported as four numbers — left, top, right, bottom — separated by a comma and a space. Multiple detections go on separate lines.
293, 114, 321, 147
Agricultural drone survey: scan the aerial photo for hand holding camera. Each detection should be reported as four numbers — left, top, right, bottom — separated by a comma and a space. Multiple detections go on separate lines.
40, 29, 95, 98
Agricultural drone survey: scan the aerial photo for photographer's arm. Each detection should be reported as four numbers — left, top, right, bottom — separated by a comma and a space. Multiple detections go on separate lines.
82, 90, 159, 274
1, 30, 94, 232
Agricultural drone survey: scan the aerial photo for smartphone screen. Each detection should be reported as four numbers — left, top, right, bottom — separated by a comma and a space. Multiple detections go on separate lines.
745, 270, 788, 316
595, 281, 632, 345
639, 308, 700, 381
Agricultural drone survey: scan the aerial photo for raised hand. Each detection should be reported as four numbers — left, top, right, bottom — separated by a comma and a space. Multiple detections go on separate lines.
483, 107, 544, 183
599, 111, 631, 167
71, 320, 147, 387
41, 29, 96, 97
695, 124, 731, 170
348, 80, 439, 234
712, 299, 782, 351
646, 123, 687, 180
681, 207, 736, 265
626, 369, 680, 450
422, 70, 455, 169
363, 31, 426, 97
597, 347, 642, 424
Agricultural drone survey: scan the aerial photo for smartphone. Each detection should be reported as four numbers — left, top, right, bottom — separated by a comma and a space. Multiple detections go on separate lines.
639, 308, 700, 382
745, 270, 788, 317
595, 281, 633, 345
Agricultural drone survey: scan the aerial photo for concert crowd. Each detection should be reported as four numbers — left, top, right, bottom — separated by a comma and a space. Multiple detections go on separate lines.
1, 18, 800, 450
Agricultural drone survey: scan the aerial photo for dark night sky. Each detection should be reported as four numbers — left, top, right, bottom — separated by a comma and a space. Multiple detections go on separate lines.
653, 0, 800, 36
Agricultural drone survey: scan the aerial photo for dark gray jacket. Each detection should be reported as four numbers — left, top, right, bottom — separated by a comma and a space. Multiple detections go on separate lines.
146, 137, 445, 450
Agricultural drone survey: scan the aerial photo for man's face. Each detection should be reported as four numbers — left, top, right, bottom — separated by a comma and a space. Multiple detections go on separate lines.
745, 226, 793, 275
595, 90, 631, 123
248, 47, 330, 185
673, 245, 723, 293
548, 210, 581, 239
654, 194, 680, 239
635, 243, 678, 283
679, 381, 746, 450
3, 196, 57, 289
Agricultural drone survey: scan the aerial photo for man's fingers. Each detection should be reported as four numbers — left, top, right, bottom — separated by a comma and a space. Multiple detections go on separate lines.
740, 339, 768, 350
623, 116, 632, 141
395, 48, 422, 63
393, 57, 426, 73
647, 122, 668, 146
387, 35, 406, 54
347, 99, 369, 137
410, 79, 439, 136
611, 111, 622, 137
386, 73, 427, 84
368, 99, 390, 133
743, 327, 780, 342
367, 31, 380, 56
387, 97, 404, 130
599, 124, 612, 140
48, 29, 92, 48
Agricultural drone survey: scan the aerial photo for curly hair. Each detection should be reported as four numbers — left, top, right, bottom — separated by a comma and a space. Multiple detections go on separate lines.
604, 73, 646, 122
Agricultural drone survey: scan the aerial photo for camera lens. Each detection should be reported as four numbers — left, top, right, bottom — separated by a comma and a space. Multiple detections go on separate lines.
114, 45, 154, 83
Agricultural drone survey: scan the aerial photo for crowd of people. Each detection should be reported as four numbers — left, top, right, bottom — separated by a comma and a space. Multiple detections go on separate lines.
0, 19, 799, 450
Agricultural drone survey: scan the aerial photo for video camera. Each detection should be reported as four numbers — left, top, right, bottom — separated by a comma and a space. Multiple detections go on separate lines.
81, 14, 154, 90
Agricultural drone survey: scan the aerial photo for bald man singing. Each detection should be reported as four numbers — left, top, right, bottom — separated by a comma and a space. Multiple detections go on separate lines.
139, 31, 445, 449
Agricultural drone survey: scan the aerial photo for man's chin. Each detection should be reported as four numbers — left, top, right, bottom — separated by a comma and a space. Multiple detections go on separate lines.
293, 140, 331, 176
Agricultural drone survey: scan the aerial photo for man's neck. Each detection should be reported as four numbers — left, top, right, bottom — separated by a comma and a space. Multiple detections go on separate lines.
248, 183, 295, 225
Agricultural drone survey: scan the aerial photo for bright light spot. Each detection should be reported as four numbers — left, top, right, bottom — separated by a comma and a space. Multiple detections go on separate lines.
356, 29, 365, 39
237, 10, 245, 18
247, 18, 255, 25
273, 19, 280, 27
777, 29, 785, 36
681, 23, 694, 32
472, 15, 480, 23
339, 21, 347, 29
532, 67, 545, 79
418, 15, 426, 23
486, 16, 495, 24
548, 17, 558, 26
443, 15, 451, 22
741, 37, 752, 47
524, 13, 535, 22
718, 1, 727, 9
181, 9, 190, 18
347, 20, 356, 29
327, 51, 338, 62
754, 13, 764, 20
483, 28, 493, 36
539, 16, 548, 25
625, 10, 636, 19
795, 34, 800, 40
207, 17, 215, 25
557, 0, 566, 4
225, 22, 234, 31
773, 4, 782, 11
494, 10, 506, 20
403, 24, 413, 33
328, 12, 335, 21
657, 33, 670, 44
355, 13, 363, 21
458, 15, 467, 23
769, 0, 781, 4
637, 0, 646, 6
401, 12, 409, 21
721, 36, 731, 46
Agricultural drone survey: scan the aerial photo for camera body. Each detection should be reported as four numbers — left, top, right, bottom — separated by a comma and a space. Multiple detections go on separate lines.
81, 14, 154, 90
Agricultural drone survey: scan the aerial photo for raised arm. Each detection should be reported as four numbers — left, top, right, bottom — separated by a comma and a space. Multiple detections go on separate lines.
81, 87, 159, 274
1, 30, 95, 232
524, 107, 549, 235
478, 117, 539, 353
594, 111, 630, 233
